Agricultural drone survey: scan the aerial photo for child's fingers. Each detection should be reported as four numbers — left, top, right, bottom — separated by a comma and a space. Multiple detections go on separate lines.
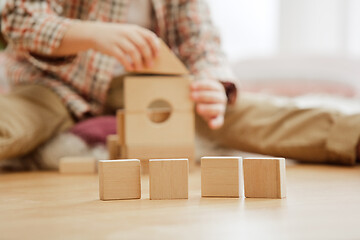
117, 38, 143, 70
113, 48, 133, 71
209, 115, 224, 129
191, 90, 227, 104
196, 103, 225, 119
137, 29, 160, 58
127, 32, 154, 68
191, 80, 223, 91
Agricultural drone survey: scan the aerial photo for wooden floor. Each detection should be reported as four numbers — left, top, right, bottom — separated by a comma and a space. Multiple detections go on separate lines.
1, 163, 360, 240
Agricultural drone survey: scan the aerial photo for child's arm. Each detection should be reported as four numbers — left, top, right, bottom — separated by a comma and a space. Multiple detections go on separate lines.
175, 0, 237, 129
53, 22, 159, 71
1, 1, 159, 71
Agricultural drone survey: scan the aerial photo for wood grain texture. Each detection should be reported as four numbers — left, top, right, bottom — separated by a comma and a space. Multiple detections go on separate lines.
1, 165, 360, 239
124, 76, 193, 112
126, 144, 195, 173
201, 157, 242, 197
243, 158, 286, 198
149, 159, 189, 200
116, 110, 125, 146
99, 159, 141, 200
124, 111, 195, 146
59, 156, 96, 174
129, 39, 189, 75
121, 75, 195, 168
106, 135, 120, 160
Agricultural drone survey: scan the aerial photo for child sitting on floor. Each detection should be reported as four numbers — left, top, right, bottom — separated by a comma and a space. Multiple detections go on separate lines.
0, 0, 359, 166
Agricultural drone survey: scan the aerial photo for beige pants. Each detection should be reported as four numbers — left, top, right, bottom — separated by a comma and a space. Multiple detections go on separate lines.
0, 84, 359, 165
0, 85, 74, 160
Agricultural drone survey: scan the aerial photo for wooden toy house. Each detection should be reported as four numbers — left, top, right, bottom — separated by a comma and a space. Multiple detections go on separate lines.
116, 40, 195, 171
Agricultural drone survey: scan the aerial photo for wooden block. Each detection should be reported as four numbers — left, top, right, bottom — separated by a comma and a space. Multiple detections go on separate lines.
124, 75, 193, 112
98, 159, 141, 200
149, 159, 189, 200
243, 158, 286, 199
129, 39, 189, 75
116, 110, 128, 159
122, 75, 195, 167
59, 156, 96, 174
201, 157, 243, 198
107, 134, 120, 160
116, 110, 125, 146
124, 111, 194, 146
126, 144, 195, 173
147, 108, 171, 123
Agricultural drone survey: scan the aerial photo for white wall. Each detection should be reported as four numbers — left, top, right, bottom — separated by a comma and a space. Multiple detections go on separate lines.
208, 0, 279, 60
347, 0, 360, 56
208, 0, 360, 60
278, 0, 347, 56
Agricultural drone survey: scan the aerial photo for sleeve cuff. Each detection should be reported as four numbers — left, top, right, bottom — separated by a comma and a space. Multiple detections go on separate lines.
34, 16, 73, 55
220, 81, 237, 105
29, 52, 77, 65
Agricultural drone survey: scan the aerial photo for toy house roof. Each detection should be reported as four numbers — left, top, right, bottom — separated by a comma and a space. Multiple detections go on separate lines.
130, 39, 189, 75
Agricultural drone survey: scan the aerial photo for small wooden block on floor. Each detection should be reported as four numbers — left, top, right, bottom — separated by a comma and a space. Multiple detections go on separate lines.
59, 156, 96, 174
107, 134, 120, 160
201, 156, 243, 198
243, 158, 286, 199
99, 159, 141, 200
149, 159, 189, 200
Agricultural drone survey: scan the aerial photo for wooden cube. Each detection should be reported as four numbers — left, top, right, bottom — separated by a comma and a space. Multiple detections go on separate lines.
106, 134, 120, 160
243, 158, 286, 199
201, 156, 243, 198
59, 156, 96, 174
149, 159, 189, 200
98, 159, 141, 200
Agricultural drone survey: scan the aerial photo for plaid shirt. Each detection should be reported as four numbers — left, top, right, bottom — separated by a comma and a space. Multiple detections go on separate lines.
1, 0, 235, 119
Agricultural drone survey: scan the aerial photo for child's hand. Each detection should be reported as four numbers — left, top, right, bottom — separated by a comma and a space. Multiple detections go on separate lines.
190, 81, 227, 130
91, 22, 160, 71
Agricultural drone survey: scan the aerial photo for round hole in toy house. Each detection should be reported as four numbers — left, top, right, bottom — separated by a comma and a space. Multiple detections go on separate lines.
147, 99, 172, 123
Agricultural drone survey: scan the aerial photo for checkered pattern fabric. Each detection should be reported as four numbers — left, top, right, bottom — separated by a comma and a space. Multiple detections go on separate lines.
1, 0, 234, 119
